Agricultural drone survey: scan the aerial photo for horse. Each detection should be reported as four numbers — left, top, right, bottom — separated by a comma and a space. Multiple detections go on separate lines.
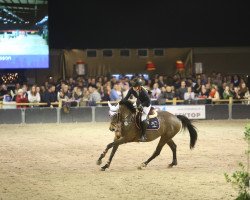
96, 100, 198, 171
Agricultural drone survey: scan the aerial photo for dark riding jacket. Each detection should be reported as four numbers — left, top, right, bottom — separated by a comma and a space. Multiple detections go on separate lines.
124, 87, 151, 107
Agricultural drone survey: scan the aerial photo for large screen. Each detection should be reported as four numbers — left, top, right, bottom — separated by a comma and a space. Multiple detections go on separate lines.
0, 1, 48, 69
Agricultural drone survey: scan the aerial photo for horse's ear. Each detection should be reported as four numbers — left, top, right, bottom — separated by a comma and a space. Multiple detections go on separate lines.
114, 103, 119, 110
108, 101, 119, 111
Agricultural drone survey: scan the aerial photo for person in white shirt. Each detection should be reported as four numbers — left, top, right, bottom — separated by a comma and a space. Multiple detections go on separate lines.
151, 83, 161, 99
184, 86, 195, 101
27, 85, 41, 104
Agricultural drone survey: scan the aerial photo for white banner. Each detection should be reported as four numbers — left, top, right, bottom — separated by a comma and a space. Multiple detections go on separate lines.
155, 105, 206, 119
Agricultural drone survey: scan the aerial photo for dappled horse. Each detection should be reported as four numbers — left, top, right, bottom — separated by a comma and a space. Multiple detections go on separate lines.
96, 100, 198, 171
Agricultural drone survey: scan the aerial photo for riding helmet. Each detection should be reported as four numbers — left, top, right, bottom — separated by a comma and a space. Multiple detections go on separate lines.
131, 78, 143, 87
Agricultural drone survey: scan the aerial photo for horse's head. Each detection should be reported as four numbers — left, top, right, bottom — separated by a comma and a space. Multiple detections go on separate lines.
108, 101, 120, 132
108, 100, 136, 132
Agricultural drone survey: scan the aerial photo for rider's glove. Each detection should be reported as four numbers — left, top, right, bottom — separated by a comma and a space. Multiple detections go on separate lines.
138, 105, 143, 112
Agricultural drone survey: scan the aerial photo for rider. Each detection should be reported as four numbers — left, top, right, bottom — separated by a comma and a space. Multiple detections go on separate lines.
124, 78, 151, 142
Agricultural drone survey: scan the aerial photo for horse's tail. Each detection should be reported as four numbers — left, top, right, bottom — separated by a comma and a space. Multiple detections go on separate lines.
177, 115, 198, 149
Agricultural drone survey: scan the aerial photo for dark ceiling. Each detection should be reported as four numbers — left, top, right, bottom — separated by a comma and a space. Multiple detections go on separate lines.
2, 0, 250, 49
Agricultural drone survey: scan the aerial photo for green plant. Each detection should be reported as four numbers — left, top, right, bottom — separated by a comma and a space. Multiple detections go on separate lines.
224, 124, 250, 200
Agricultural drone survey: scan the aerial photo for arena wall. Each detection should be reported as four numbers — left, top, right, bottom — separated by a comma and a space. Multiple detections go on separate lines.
19, 47, 250, 85
1, 104, 250, 124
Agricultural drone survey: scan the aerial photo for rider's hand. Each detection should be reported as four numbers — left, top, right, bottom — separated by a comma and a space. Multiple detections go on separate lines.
138, 105, 143, 112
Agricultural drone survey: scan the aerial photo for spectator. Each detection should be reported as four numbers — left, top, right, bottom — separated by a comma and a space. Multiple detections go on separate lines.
72, 86, 83, 106
223, 86, 233, 99
176, 80, 187, 100
184, 86, 196, 104
158, 76, 165, 88
110, 83, 122, 101
207, 76, 212, 85
88, 85, 101, 106
42, 85, 57, 107
10, 83, 21, 99
208, 85, 220, 102
229, 82, 234, 94
198, 85, 209, 99
16, 89, 28, 108
219, 82, 227, 99
27, 85, 41, 105
226, 75, 232, 85
68, 77, 76, 91
194, 78, 202, 94
122, 82, 130, 98
22, 83, 29, 97
101, 85, 111, 102
0, 84, 8, 100
58, 84, 71, 101
232, 86, 241, 103
3, 90, 12, 102
96, 82, 103, 95
79, 87, 89, 107
201, 73, 207, 85
186, 77, 195, 88
36, 86, 42, 98
243, 87, 250, 104
157, 86, 175, 105
110, 76, 117, 88
89, 78, 97, 88
173, 74, 181, 89
151, 83, 161, 99
213, 73, 222, 87
205, 83, 211, 94
232, 75, 240, 87
58, 84, 72, 112
239, 82, 248, 99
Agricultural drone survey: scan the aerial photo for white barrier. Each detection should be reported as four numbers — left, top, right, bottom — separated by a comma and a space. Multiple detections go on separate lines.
155, 105, 206, 119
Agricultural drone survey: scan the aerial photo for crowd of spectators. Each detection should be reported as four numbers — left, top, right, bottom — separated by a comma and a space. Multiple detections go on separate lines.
0, 72, 250, 110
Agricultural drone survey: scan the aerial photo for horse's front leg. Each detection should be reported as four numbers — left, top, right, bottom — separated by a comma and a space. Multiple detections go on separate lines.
101, 145, 119, 171
96, 141, 114, 165
99, 137, 126, 171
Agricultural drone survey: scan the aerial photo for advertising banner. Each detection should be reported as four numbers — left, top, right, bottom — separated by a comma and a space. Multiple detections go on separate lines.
155, 105, 206, 119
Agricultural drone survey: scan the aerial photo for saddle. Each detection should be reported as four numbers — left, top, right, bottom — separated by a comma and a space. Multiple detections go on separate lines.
135, 107, 158, 129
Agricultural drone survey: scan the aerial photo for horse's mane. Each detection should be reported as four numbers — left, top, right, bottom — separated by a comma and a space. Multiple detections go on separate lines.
119, 100, 136, 113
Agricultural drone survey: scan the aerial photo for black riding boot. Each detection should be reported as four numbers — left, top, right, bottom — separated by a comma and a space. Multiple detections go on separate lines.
139, 120, 148, 142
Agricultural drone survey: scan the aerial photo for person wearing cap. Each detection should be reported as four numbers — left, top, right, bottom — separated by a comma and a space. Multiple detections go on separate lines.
124, 78, 151, 142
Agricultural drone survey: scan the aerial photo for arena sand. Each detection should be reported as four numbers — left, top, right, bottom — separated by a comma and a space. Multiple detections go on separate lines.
0, 120, 249, 200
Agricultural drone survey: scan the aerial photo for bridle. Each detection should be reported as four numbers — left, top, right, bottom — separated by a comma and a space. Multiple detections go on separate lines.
111, 108, 135, 128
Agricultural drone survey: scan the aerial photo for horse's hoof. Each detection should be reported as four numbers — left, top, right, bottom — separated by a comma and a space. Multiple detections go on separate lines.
168, 161, 177, 168
96, 160, 102, 165
100, 167, 106, 171
137, 163, 147, 170
168, 164, 174, 168
101, 164, 109, 171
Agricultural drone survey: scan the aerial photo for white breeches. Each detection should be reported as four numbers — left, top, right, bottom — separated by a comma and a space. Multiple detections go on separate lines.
141, 105, 151, 121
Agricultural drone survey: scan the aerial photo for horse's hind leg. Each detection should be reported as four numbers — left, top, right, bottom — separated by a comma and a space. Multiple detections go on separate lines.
138, 136, 167, 169
166, 139, 177, 168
